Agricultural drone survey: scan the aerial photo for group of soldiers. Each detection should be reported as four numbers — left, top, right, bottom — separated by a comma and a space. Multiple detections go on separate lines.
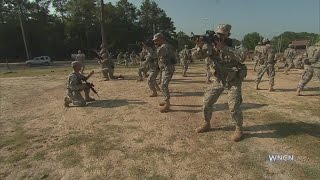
64, 23, 319, 142
253, 38, 320, 95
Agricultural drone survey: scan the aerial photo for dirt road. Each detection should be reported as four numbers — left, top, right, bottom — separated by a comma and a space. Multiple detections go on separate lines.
0, 62, 319, 179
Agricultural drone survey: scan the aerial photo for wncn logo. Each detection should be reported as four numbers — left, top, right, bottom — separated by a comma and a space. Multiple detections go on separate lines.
268, 154, 294, 162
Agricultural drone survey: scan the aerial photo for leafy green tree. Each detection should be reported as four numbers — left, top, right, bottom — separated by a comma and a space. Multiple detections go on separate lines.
176, 31, 195, 50
242, 32, 263, 50
138, 0, 175, 36
271, 31, 319, 52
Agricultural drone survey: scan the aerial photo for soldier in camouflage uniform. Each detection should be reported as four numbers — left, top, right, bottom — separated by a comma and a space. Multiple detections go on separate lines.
64, 61, 95, 107
117, 52, 123, 64
253, 42, 262, 72
137, 48, 150, 81
255, 38, 277, 92
140, 40, 161, 96
123, 52, 129, 67
98, 45, 112, 81
76, 50, 86, 74
179, 45, 192, 77
283, 44, 297, 75
153, 33, 177, 113
293, 53, 304, 69
296, 41, 320, 96
193, 24, 247, 142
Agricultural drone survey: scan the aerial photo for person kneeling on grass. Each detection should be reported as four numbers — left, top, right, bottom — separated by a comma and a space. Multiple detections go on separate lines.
64, 61, 95, 107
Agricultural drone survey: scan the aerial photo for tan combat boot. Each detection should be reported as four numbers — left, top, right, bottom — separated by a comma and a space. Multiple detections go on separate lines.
296, 88, 301, 96
149, 90, 157, 97
255, 83, 259, 90
196, 121, 211, 133
159, 101, 166, 106
160, 101, 170, 113
231, 125, 243, 142
64, 97, 71, 107
269, 85, 275, 92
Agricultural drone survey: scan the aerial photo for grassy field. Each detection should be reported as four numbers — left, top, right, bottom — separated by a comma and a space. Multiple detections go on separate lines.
0, 62, 319, 179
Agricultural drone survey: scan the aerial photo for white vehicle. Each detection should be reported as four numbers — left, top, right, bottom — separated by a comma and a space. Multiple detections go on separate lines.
26, 56, 52, 66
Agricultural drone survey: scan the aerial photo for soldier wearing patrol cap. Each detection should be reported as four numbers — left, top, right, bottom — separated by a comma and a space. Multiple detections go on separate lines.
253, 42, 263, 72
296, 41, 320, 96
255, 38, 277, 91
64, 61, 95, 107
153, 32, 177, 113
75, 50, 86, 73
283, 44, 297, 74
179, 44, 192, 77
192, 24, 247, 142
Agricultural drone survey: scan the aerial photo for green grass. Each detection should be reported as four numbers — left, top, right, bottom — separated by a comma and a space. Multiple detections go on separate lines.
56, 134, 91, 149
33, 150, 47, 161
6, 152, 28, 163
57, 150, 82, 168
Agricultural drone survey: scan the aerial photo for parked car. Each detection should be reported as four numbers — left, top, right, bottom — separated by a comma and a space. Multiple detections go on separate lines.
25, 56, 52, 66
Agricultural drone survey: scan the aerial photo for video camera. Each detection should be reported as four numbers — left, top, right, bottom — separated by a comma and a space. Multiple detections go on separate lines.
191, 30, 233, 47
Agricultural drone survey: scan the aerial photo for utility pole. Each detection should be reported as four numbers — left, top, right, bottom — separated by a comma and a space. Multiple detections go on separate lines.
17, 0, 29, 60
100, 0, 106, 47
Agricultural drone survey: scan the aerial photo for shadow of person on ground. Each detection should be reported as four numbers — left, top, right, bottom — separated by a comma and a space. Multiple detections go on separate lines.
170, 102, 267, 113
243, 121, 320, 139
171, 91, 204, 97
276, 87, 319, 92
213, 102, 268, 111
87, 99, 146, 108
197, 122, 320, 141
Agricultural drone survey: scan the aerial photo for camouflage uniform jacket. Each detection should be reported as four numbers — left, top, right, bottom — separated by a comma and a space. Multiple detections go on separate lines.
260, 45, 276, 65
179, 48, 191, 61
66, 72, 86, 92
254, 45, 262, 59
157, 43, 177, 68
283, 48, 296, 60
305, 45, 320, 68
193, 43, 246, 84
143, 47, 158, 70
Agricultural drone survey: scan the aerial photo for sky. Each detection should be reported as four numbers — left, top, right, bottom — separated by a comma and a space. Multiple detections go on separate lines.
107, 0, 320, 40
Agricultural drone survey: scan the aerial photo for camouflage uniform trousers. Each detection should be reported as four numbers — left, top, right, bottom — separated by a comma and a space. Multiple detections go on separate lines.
109, 67, 114, 79
181, 60, 189, 75
66, 84, 90, 107
148, 67, 160, 92
205, 58, 213, 81
161, 65, 175, 102
297, 66, 320, 89
138, 64, 149, 80
101, 68, 110, 80
203, 78, 243, 126
255, 64, 275, 86
253, 57, 259, 70
284, 58, 294, 71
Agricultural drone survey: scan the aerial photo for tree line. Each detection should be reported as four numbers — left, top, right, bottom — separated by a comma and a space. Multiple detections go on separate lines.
242, 31, 319, 52
1, 0, 195, 61
1, 0, 318, 62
